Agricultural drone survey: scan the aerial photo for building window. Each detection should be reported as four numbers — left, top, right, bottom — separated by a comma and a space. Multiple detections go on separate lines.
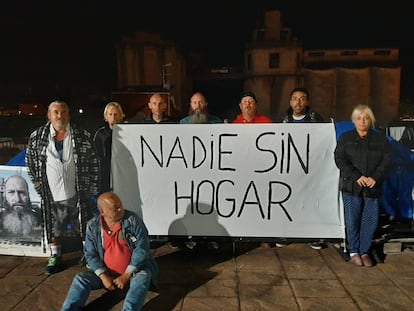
247, 54, 252, 71
269, 53, 280, 69
374, 49, 391, 56
308, 51, 325, 57
340, 50, 358, 56
256, 29, 265, 41
280, 28, 291, 41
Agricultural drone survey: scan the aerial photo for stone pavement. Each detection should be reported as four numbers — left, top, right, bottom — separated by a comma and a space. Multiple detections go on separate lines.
0, 241, 413, 311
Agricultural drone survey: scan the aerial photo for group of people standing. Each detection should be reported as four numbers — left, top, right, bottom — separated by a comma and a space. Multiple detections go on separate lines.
22, 86, 391, 310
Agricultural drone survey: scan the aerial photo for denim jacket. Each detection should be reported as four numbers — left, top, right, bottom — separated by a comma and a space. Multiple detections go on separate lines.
84, 210, 158, 287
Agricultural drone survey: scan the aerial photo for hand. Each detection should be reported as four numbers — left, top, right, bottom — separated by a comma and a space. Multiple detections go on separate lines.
100, 273, 116, 291
356, 176, 376, 188
365, 177, 376, 188
356, 176, 367, 187
113, 273, 132, 290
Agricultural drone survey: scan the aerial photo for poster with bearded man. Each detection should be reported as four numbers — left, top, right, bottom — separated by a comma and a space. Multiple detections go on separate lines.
0, 166, 45, 255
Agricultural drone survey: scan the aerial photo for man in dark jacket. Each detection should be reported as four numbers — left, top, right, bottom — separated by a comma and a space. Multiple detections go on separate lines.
275, 87, 326, 249
276, 87, 324, 123
139, 93, 176, 124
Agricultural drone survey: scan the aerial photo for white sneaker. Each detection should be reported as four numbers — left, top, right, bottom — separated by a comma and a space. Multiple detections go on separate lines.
309, 242, 323, 250
275, 242, 288, 248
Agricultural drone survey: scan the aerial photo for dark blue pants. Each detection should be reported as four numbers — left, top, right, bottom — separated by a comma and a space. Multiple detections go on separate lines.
342, 192, 378, 255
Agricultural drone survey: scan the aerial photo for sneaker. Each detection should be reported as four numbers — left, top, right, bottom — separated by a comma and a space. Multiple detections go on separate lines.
275, 242, 288, 248
45, 254, 61, 275
309, 242, 323, 250
185, 241, 197, 250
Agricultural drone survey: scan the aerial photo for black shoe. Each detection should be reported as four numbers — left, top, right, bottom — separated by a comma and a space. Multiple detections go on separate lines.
275, 239, 289, 248
309, 241, 326, 250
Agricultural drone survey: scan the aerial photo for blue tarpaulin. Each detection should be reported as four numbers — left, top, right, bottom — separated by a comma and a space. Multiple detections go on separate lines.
6, 148, 26, 166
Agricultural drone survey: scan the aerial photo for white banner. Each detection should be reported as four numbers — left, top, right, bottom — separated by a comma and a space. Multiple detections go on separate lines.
112, 123, 344, 239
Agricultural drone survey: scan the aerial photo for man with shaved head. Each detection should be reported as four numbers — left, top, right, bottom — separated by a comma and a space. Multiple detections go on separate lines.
62, 192, 158, 310
140, 93, 175, 124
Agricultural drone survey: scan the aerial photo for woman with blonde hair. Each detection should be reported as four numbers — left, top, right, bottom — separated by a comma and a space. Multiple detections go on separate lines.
334, 104, 391, 267
93, 102, 125, 194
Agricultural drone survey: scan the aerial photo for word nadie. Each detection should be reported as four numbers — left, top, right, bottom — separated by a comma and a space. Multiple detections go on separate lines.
139, 131, 310, 174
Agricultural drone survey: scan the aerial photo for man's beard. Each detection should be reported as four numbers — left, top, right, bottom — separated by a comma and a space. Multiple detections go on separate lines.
188, 111, 209, 124
3, 211, 35, 236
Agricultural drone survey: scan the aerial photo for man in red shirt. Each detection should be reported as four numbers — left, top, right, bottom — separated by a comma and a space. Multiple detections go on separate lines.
61, 192, 158, 310
232, 92, 272, 124
232, 92, 272, 248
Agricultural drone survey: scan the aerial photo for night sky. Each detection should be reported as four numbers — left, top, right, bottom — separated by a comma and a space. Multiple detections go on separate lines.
1, 0, 413, 104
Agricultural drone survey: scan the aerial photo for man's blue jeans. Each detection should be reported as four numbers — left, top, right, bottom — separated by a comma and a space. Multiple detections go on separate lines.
61, 269, 152, 311
342, 192, 379, 255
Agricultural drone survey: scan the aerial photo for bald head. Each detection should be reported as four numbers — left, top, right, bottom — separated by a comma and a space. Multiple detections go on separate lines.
148, 93, 167, 122
98, 192, 121, 210
97, 192, 125, 223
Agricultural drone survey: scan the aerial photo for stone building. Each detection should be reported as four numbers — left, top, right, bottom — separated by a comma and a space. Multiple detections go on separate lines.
115, 10, 401, 125
115, 32, 192, 119
244, 10, 400, 125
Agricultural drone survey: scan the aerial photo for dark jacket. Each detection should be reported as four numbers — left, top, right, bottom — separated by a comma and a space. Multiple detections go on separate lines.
334, 128, 391, 198
93, 125, 112, 194
139, 115, 177, 124
276, 106, 324, 123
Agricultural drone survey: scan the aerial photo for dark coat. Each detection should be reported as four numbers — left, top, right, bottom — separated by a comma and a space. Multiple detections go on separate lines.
139, 115, 177, 124
93, 125, 112, 194
334, 128, 392, 198
276, 106, 324, 123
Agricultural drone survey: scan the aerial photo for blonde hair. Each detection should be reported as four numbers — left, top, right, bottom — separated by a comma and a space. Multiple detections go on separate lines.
351, 104, 376, 127
103, 102, 125, 121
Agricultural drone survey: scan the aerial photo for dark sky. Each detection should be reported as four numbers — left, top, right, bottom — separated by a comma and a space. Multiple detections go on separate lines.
1, 0, 413, 102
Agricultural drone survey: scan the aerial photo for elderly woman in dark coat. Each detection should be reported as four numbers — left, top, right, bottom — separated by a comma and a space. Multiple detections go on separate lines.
334, 104, 391, 267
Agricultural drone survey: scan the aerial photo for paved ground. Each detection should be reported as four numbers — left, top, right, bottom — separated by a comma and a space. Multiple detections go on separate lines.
1, 241, 413, 311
